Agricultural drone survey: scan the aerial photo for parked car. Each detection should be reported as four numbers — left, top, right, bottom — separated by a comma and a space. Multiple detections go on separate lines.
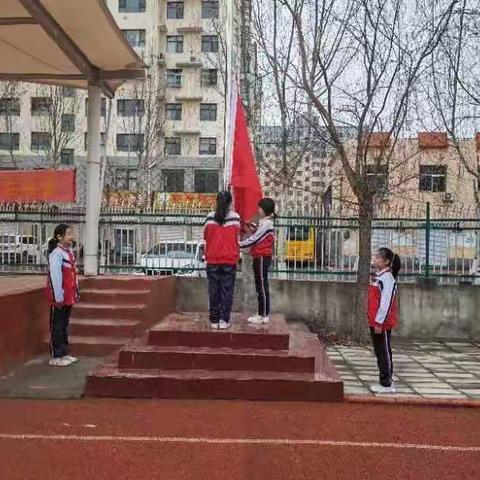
140, 241, 205, 276
0, 234, 40, 264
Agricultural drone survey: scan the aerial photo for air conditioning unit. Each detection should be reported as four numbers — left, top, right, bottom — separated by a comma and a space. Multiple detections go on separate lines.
190, 56, 197, 62
444, 192, 454, 203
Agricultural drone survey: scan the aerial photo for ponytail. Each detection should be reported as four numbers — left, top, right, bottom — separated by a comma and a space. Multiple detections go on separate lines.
48, 224, 70, 254
391, 253, 401, 279
377, 247, 401, 279
214, 191, 232, 225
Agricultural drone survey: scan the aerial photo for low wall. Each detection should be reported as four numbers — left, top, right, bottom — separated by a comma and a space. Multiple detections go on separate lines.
176, 277, 480, 340
0, 278, 48, 374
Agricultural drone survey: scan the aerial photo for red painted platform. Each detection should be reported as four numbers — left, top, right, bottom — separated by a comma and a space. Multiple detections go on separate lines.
86, 312, 344, 402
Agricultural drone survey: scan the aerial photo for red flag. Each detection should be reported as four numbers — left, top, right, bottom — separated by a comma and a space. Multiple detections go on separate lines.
230, 94, 263, 222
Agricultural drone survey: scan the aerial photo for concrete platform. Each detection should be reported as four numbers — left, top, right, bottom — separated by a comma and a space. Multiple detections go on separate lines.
86, 312, 344, 402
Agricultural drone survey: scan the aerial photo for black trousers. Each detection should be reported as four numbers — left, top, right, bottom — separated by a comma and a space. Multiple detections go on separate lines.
253, 256, 272, 317
370, 328, 393, 387
50, 305, 72, 358
206, 264, 237, 324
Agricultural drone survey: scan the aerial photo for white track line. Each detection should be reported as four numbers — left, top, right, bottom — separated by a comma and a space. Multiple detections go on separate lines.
0, 434, 478, 452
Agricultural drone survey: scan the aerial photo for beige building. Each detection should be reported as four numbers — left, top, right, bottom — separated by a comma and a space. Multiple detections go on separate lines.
0, 0, 259, 203
332, 132, 480, 217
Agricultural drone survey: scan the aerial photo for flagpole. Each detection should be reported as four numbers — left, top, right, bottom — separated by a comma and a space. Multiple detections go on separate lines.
223, 0, 235, 190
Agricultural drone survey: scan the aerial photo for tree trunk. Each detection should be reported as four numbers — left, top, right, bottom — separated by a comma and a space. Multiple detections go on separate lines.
353, 193, 374, 341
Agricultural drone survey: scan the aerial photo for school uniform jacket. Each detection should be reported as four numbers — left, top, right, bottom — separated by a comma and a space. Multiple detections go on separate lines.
239, 217, 275, 257
367, 268, 398, 329
47, 245, 79, 306
204, 210, 241, 265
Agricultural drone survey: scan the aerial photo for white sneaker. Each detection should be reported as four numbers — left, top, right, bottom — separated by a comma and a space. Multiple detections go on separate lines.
370, 384, 396, 394
247, 315, 269, 325
218, 320, 230, 330
65, 355, 78, 364
49, 357, 73, 367
210, 322, 219, 330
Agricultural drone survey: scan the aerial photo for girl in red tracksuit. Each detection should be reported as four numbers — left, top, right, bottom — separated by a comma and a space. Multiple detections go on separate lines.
204, 191, 240, 330
46, 224, 79, 367
368, 247, 401, 394
240, 198, 276, 325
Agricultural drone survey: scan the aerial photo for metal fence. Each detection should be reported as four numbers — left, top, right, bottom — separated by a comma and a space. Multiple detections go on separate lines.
1, 205, 479, 283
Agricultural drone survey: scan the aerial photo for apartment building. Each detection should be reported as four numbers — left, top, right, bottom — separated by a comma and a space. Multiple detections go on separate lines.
0, 0, 258, 203
257, 118, 356, 212
331, 132, 480, 215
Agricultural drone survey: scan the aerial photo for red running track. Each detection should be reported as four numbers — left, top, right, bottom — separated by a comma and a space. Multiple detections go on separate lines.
0, 399, 478, 479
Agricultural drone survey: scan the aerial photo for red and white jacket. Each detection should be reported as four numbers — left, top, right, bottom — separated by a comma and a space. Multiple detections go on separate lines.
240, 217, 275, 257
367, 268, 398, 329
204, 210, 241, 265
47, 245, 79, 306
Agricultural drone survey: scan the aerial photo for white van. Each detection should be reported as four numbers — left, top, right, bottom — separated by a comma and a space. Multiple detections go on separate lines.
0, 234, 40, 264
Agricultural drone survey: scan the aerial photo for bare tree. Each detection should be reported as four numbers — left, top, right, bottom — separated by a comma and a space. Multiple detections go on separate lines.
424, 0, 480, 203
254, 0, 457, 338
34, 85, 81, 168
0, 81, 26, 168
117, 59, 166, 195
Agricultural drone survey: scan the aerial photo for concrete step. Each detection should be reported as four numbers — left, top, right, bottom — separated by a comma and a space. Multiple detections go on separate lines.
80, 277, 154, 291
80, 289, 150, 305
85, 365, 343, 402
68, 335, 131, 356
70, 318, 140, 338
74, 303, 146, 320
148, 312, 290, 351
118, 343, 315, 373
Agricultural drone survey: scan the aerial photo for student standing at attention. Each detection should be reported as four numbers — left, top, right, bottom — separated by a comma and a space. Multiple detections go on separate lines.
240, 198, 276, 325
204, 191, 240, 330
368, 247, 401, 394
47, 224, 79, 367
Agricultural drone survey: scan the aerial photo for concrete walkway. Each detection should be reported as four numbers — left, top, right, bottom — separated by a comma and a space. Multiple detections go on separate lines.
327, 340, 480, 400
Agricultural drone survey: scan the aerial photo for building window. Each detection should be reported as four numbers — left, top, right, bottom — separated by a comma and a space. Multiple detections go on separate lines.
199, 137, 216, 155
164, 137, 181, 155
61, 114, 75, 133
202, 35, 219, 53
167, 1, 184, 19
201, 69, 217, 87
166, 69, 182, 87
166, 35, 184, 53
85, 97, 107, 117
419, 165, 447, 192
31, 97, 51, 116
0, 133, 20, 151
31, 132, 50, 151
61, 86, 75, 97
122, 29, 146, 47
162, 169, 185, 192
365, 164, 388, 194
166, 103, 182, 121
119, 0, 146, 13
200, 103, 217, 121
195, 170, 218, 193
61, 148, 75, 166
116, 134, 144, 152
116, 168, 138, 190
84, 132, 107, 150
0, 98, 20, 116
117, 99, 145, 117
202, 0, 219, 19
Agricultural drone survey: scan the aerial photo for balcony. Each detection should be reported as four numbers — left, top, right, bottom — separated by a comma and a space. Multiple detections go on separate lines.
175, 55, 203, 68
175, 93, 203, 102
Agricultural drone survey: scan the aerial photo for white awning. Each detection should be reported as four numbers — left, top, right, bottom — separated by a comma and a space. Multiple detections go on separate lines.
0, 0, 146, 96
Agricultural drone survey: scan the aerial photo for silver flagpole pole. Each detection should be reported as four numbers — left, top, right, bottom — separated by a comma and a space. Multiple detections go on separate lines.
223, 0, 234, 190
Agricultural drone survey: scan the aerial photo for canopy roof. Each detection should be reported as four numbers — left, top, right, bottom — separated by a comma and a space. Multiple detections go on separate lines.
0, 0, 146, 96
